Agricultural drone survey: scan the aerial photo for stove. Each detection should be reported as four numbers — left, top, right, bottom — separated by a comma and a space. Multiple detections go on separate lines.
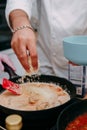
0, 98, 80, 130
0, 111, 57, 130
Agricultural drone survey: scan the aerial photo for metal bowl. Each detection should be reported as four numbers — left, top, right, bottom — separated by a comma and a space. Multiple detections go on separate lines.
63, 35, 87, 65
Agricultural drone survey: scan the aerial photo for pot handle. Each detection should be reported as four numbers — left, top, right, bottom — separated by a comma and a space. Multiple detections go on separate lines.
2, 61, 19, 79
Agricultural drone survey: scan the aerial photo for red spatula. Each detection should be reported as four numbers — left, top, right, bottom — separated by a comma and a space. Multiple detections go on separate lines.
2, 78, 22, 95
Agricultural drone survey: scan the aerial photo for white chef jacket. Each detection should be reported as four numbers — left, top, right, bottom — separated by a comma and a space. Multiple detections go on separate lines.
6, 0, 87, 79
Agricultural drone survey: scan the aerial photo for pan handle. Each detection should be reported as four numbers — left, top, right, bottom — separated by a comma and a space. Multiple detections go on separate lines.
2, 61, 18, 79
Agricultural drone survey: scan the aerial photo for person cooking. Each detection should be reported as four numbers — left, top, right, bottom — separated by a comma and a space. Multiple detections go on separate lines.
5, 0, 87, 78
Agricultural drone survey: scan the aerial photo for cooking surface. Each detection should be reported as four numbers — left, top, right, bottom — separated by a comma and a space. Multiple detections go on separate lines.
0, 98, 80, 130
0, 3, 85, 129
0, 111, 57, 130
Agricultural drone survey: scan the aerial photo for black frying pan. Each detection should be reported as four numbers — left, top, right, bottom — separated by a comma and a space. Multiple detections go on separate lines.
57, 99, 87, 130
0, 62, 76, 128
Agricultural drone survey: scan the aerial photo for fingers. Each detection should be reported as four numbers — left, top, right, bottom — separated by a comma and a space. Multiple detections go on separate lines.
27, 37, 38, 71
0, 53, 16, 72
68, 61, 79, 66
15, 44, 30, 72
11, 29, 38, 72
2, 55, 16, 71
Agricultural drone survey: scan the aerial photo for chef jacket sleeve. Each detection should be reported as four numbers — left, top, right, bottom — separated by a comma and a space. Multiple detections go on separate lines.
5, 0, 34, 31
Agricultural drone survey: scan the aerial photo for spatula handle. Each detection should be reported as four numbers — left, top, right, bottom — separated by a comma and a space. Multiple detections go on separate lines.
2, 61, 18, 79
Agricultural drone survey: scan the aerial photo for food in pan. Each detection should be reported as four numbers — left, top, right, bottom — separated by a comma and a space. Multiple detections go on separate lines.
0, 82, 70, 110
65, 113, 87, 130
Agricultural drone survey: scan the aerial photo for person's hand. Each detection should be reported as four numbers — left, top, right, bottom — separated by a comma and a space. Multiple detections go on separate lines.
0, 53, 16, 73
11, 28, 38, 73
9, 9, 38, 73
68, 61, 79, 66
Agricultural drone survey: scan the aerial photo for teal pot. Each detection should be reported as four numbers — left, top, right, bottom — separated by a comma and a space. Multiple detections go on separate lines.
63, 35, 87, 65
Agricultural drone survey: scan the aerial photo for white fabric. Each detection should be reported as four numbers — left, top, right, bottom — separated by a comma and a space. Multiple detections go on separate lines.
5, 0, 87, 79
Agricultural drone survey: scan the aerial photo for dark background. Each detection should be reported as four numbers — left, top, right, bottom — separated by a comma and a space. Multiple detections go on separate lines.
0, 0, 12, 50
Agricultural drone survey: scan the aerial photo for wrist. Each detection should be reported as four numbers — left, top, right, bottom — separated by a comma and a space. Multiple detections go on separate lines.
12, 25, 34, 33
9, 9, 31, 30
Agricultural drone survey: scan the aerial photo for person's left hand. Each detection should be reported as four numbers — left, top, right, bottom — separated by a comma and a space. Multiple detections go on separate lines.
0, 53, 16, 73
68, 61, 79, 66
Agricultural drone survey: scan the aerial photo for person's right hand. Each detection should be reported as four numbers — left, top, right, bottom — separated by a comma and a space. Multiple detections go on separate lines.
11, 27, 38, 73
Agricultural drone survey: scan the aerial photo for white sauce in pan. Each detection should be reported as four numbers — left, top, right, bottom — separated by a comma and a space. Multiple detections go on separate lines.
0, 82, 70, 111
